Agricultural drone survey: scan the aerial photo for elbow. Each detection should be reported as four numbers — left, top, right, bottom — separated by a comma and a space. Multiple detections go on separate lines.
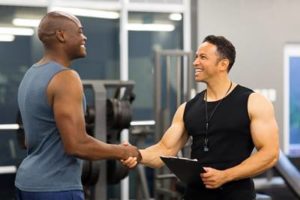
62, 134, 91, 158
63, 139, 85, 158
64, 145, 78, 157
267, 147, 280, 168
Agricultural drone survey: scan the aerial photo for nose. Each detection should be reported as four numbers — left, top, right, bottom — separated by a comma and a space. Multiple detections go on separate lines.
193, 57, 199, 67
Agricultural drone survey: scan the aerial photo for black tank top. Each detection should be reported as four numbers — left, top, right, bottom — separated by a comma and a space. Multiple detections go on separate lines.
184, 85, 254, 170
183, 85, 256, 199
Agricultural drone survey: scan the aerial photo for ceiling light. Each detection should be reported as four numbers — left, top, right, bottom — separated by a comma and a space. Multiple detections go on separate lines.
130, 120, 155, 126
127, 23, 175, 32
50, 7, 120, 19
0, 27, 34, 36
0, 124, 20, 130
169, 13, 182, 21
0, 35, 15, 42
13, 18, 41, 27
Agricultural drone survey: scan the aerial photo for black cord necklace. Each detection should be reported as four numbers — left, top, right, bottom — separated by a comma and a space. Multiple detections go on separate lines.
203, 81, 233, 152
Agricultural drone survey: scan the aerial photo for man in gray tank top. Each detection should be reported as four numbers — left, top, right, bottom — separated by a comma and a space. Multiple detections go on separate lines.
122, 35, 279, 200
16, 11, 141, 200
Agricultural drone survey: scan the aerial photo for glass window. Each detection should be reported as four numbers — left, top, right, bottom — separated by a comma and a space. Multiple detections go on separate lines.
128, 12, 183, 120
72, 16, 120, 80
284, 44, 300, 156
0, 6, 47, 200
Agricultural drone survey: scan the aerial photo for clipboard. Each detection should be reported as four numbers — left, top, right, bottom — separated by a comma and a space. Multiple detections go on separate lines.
160, 156, 205, 185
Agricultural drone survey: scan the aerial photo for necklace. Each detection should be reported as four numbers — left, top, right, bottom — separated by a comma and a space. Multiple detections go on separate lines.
203, 81, 233, 152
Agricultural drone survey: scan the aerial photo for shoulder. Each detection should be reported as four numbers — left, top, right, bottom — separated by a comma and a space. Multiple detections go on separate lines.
51, 69, 81, 85
48, 69, 82, 96
235, 85, 254, 95
186, 91, 204, 106
248, 92, 275, 119
174, 102, 187, 116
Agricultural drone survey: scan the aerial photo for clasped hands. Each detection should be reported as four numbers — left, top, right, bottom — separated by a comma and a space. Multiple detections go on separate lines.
119, 144, 229, 189
119, 143, 142, 168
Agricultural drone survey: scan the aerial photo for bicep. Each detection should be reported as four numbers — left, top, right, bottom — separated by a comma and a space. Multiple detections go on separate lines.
48, 70, 86, 151
159, 103, 189, 155
249, 93, 279, 150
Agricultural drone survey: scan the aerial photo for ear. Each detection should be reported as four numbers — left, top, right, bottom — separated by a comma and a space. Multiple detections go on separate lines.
219, 58, 230, 72
55, 30, 65, 43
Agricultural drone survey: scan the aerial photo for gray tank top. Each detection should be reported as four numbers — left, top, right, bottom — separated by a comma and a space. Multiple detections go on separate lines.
16, 61, 84, 192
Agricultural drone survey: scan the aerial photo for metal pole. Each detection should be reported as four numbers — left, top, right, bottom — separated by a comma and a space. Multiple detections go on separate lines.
176, 56, 182, 107
120, 0, 130, 199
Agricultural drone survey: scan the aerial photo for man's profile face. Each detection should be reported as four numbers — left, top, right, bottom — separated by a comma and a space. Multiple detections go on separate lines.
63, 17, 87, 59
192, 42, 221, 82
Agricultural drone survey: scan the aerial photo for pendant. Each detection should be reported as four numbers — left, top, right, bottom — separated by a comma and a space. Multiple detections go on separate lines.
204, 138, 209, 152
204, 146, 209, 152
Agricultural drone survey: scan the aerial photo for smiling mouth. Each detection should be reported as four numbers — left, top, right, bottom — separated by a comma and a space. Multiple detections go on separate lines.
195, 68, 203, 75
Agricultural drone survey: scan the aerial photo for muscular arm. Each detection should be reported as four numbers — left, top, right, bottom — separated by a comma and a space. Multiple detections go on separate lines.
225, 93, 279, 179
202, 93, 279, 188
48, 70, 139, 160
140, 103, 189, 168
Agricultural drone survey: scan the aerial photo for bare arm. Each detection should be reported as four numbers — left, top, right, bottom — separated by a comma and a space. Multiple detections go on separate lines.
201, 92, 279, 188
140, 103, 189, 168
48, 70, 140, 160
224, 93, 279, 180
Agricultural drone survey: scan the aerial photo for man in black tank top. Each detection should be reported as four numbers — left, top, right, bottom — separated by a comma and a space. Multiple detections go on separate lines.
122, 35, 279, 200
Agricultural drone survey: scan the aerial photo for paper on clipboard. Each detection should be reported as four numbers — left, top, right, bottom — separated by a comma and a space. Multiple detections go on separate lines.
160, 156, 205, 185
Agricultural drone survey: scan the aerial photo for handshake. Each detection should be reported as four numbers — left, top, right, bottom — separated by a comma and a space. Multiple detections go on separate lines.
119, 143, 142, 168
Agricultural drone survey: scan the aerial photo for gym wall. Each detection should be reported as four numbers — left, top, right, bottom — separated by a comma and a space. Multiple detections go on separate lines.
196, 0, 300, 149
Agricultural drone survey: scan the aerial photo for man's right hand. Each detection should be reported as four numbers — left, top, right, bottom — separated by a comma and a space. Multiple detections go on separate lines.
120, 144, 142, 163
120, 156, 138, 169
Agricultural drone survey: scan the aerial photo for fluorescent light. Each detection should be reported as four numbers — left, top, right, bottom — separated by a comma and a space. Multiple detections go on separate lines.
50, 7, 120, 19
13, 18, 41, 27
169, 13, 182, 21
0, 124, 20, 130
0, 27, 34, 36
0, 34, 15, 42
0, 166, 17, 174
127, 23, 175, 32
130, 120, 155, 126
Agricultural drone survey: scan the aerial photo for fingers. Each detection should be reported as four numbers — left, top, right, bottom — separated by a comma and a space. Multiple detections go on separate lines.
121, 157, 138, 168
120, 141, 142, 166
121, 144, 142, 165
200, 167, 222, 189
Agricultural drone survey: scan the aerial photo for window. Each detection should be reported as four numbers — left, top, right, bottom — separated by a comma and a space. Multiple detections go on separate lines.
284, 44, 300, 156
128, 12, 183, 120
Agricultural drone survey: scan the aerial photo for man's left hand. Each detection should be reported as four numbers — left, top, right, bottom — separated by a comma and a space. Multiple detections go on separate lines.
200, 167, 228, 189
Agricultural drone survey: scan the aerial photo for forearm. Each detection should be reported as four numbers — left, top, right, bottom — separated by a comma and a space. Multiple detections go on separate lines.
224, 147, 279, 182
67, 135, 126, 160
140, 142, 177, 168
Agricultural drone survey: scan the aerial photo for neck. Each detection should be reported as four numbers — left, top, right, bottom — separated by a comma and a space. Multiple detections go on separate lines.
38, 48, 72, 67
37, 55, 71, 68
205, 80, 233, 101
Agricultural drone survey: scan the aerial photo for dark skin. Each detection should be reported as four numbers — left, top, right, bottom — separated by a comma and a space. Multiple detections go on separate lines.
36, 11, 141, 161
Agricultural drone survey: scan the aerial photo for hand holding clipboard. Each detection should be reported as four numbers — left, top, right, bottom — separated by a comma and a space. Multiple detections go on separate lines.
160, 156, 205, 186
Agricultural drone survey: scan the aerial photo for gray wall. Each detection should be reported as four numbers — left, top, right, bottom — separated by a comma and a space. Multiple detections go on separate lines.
196, 0, 300, 148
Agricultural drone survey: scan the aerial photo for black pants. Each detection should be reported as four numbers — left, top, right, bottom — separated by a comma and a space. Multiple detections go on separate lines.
183, 178, 256, 200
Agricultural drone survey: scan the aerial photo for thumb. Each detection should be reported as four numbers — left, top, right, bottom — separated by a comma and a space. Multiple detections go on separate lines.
203, 167, 211, 173
122, 141, 130, 146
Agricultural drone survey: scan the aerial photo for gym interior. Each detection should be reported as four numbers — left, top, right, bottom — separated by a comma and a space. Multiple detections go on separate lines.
0, 0, 300, 200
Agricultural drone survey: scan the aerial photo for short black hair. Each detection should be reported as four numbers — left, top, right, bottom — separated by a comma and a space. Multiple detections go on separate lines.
203, 35, 236, 71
